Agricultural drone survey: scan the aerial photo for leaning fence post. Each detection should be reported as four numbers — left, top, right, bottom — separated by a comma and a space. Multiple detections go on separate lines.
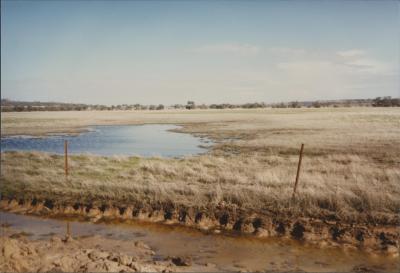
64, 140, 68, 177
292, 143, 304, 200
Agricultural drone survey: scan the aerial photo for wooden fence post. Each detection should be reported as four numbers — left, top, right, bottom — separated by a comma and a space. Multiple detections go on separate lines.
64, 140, 68, 177
292, 143, 304, 200
64, 140, 71, 240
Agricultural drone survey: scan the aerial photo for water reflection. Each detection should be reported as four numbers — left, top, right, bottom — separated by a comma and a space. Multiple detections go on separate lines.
1, 125, 210, 157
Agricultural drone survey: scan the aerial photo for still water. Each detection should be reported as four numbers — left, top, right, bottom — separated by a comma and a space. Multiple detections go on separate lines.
0, 125, 210, 157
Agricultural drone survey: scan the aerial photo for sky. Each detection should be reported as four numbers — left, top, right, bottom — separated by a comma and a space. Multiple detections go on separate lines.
1, 0, 399, 105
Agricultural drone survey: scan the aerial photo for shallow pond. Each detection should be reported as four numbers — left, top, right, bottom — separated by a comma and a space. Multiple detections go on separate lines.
0, 124, 210, 157
1, 212, 398, 272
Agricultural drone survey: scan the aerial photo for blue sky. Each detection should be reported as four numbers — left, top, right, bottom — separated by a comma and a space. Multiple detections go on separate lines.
1, 0, 399, 105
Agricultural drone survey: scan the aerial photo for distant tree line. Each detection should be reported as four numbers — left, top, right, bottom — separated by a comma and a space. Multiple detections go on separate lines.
371, 97, 400, 107
1, 97, 399, 112
0, 99, 167, 112
271, 97, 400, 108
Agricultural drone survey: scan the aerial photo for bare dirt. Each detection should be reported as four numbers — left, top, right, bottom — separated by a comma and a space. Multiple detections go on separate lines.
0, 227, 215, 272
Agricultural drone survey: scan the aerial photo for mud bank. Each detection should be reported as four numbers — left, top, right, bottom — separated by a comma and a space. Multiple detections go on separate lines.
0, 228, 209, 272
1, 198, 399, 257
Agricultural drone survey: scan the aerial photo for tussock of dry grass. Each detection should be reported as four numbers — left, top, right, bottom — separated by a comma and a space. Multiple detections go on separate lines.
1, 108, 400, 224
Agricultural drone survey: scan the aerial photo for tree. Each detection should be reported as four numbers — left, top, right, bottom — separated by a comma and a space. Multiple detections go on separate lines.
197, 104, 208, 109
372, 96, 399, 107
14, 105, 24, 112
272, 102, 287, 108
156, 104, 164, 110
312, 101, 321, 108
242, 102, 266, 109
186, 101, 195, 110
172, 104, 184, 109
289, 101, 300, 108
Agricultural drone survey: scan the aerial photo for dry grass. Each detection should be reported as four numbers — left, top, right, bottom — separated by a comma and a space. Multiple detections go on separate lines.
1, 108, 400, 224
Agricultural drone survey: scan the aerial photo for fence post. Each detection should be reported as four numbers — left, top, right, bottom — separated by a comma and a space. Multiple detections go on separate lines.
292, 143, 304, 200
64, 140, 68, 177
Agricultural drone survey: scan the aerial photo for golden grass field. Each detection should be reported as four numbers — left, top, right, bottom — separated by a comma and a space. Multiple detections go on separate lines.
1, 108, 400, 225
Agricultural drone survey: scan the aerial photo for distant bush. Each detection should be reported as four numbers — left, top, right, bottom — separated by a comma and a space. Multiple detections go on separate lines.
288, 101, 301, 108
372, 96, 400, 107
172, 104, 185, 109
209, 104, 236, 109
311, 101, 321, 108
272, 103, 287, 108
197, 104, 208, 109
241, 102, 266, 109
186, 101, 196, 110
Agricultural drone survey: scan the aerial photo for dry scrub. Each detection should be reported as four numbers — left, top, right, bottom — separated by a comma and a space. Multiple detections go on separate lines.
1, 108, 399, 226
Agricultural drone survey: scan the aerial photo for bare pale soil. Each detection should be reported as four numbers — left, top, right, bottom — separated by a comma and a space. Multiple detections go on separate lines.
1, 108, 399, 252
0, 227, 207, 272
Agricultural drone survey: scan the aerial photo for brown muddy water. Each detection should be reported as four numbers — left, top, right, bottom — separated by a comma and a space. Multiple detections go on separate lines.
0, 212, 398, 272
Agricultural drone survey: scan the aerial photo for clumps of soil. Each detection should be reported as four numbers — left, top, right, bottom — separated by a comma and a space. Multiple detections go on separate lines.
233, 218, 243, 231
167, 256, 192, 266
73, 203, 81, 211
164, 210, 173, 220
100, 204, 108, 213
252, 218, 263, 229
85, 204, 93, 213
178, 209, 187, 222
132, 208, 140, 217
31, 198, 38, 206
219, 213, 229, 226
195, 212, 203, 223
275, 222, 286, 235
119, 207, 127, 215
290, 222, 305, 240
356, 230, 364, 242
330, 226, 346, 240
378, 232, 397, 247
43, 199, 54, 210
0, 232, 181, 273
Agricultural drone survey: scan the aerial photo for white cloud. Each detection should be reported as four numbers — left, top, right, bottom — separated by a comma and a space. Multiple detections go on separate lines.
183, 45, 397, 102
336, 49, 366, 58
267, 47, 306, 56
240, 48, 397, 100
340, 58, 391, 74
192, 43, 260, 56
335, 50, 394, 75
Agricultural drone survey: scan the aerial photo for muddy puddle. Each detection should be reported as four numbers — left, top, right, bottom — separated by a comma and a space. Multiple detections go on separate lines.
1, 212, 398, 272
